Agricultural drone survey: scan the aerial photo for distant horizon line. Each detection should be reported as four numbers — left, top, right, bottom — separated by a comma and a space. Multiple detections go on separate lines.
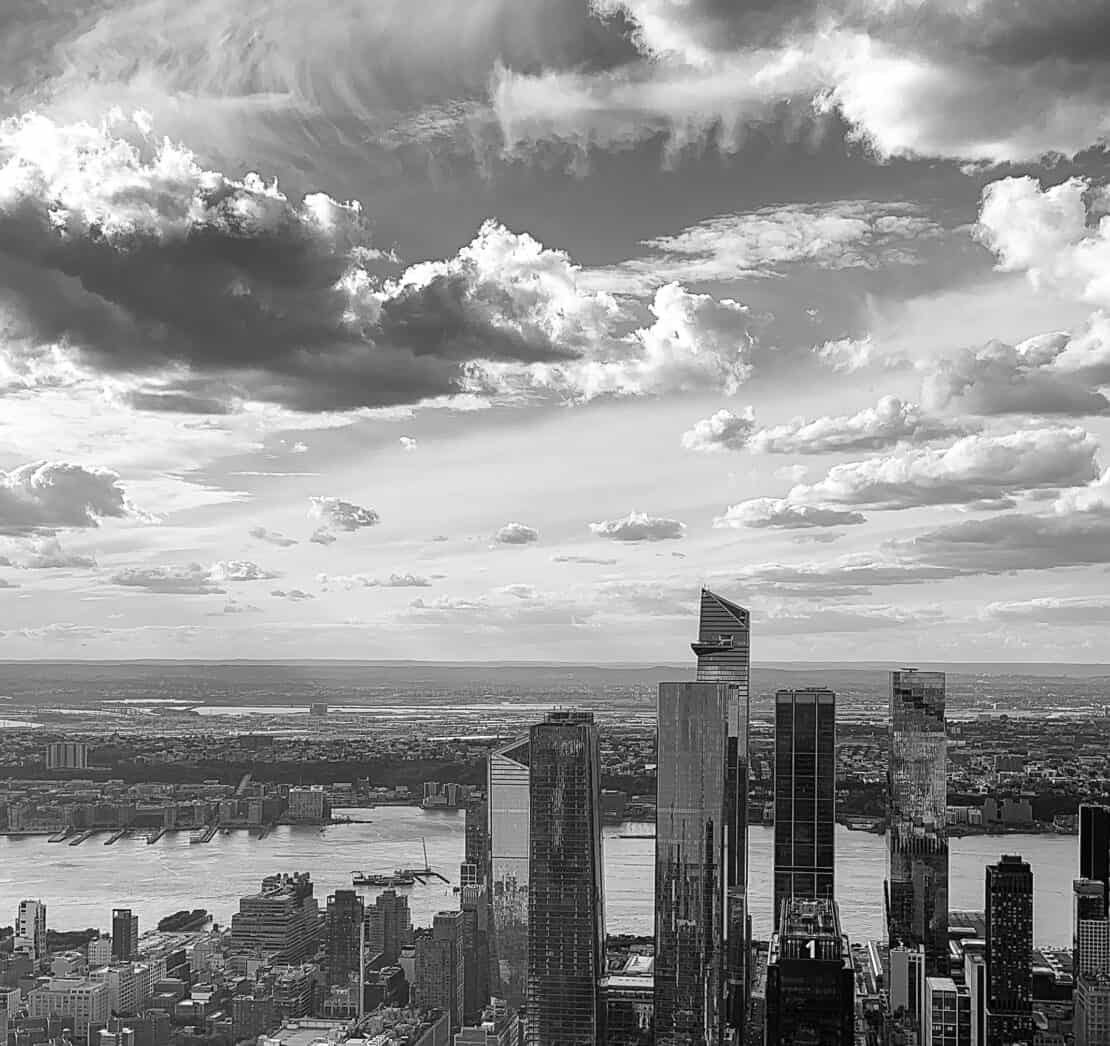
1, 657, 1108, 670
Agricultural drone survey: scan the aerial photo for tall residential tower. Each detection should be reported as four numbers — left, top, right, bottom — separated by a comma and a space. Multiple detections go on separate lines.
526, 710, 605, 1046
773, 688, 836, 919
887, 669, 949, 974
985, 855, 1034, 1046
654, 589, 750, 1046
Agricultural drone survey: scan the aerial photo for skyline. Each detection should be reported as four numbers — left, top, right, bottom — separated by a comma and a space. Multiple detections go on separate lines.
3, 0, 1110, 661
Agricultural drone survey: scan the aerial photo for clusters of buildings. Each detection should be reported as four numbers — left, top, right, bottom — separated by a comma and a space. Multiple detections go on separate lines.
10, 588, 1110, 1046
0, 782, 331, 837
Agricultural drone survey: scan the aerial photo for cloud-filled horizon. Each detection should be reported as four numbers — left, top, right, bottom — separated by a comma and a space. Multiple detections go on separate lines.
2, 0, 1110, 660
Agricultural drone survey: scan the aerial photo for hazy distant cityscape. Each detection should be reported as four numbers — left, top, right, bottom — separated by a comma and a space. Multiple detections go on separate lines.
3, 592, 1110, 1046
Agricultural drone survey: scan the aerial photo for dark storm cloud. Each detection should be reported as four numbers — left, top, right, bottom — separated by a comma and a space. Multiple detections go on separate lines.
0, 461, 132, 535
0, 116, 590, 415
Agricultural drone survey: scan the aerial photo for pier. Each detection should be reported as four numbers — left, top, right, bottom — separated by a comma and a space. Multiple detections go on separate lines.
48, 828, 74, 843
146, 828, 165, 845
68, 830, 95, 846
190, 823, 219, 845
104, 828, 131, 845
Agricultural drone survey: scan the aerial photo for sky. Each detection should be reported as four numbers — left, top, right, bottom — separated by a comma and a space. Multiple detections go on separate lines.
2, 0, 1110, 661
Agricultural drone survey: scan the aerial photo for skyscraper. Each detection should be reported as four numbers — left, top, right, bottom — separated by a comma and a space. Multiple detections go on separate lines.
773, 688, 836, 918
654, 588, 749, 1046
1074, 879, 1109, 980
111, 909, 139, 961
985, 855, 1033, 1046
526, 709, 604, 1046
488, 735, 530, 1010
415, 910, 465, 1034
1081, 805, 1110, 903
364, 889, 413, 965
15, 900, 46, 963
324, 889, 364, 985
887, 668, 949, 975
765, 898, 854, 1046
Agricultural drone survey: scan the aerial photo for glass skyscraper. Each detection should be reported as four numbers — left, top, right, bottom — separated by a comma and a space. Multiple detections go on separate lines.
887, 668, 949, 974
773, 688, 836, 922
654, 588, 750, 1046
526, 710, 604, 1046
1080, 804, 1110, 904
488, 735, 530, 1010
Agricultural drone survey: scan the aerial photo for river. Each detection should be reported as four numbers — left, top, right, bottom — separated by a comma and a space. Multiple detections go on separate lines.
0, 808, 1078, 946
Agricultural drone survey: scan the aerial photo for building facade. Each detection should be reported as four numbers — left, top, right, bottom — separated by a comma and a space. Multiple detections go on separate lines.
1081, 805, 1110, 904
28, 978, 110, 1035
112, 910, 139, 962
365, 889, 413, 966
526, 710, 604, 1046
985, 856, 1033, 1046
888, 669, 949, 975
230, 873, 320, 964
46, 742, 88, 772
15, 899, 47, 962
1075, 878, 1110, 981
1075, 975, 1110, 1046
324, 890, 364, 985
773, 688, 836, 919
765, 899, 854, 1046
924, 976, 971, 1046
415, 911, 465, 1035
488, 736, 530, 1011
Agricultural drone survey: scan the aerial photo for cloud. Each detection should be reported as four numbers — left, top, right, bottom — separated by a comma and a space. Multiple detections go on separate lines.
495, 522, 539, 545
249, 526, 298, 547
13, 535, 97, 569
310, 528, 338, 545
399, 436, 418, 451
111, 559, 276, 593
977, 176, 1110, 308
551, 554, 619, 565
761, 603, 944, 635
0, 578, 21, 589
111, 564, 225, 595
470, 281, 755, 401
923, 322, 1110, 417
789, 427, 1100, 510
0, 461, 133, 534
309, 496, 381, 532
588, 201, 943, 293
984, 596, 1110, 625
730, 555, 963, 596
318, 572, 431, 589
271, 588, 315, 601
748, 397, 972, 454
681, 407, 756, 453
210, 560, 278, 582
494, 4, 1110, 165
589, 511, 686, 541
213, 601, 264, 615
714, 499, 866, 530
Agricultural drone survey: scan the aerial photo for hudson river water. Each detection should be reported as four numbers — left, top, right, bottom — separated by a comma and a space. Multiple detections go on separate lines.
0, 808, 1077, 946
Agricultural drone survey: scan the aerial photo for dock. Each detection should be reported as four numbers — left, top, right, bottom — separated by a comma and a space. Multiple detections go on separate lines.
68, 830, 94, 846
48, 828, 74, 843
190, 823, 218, 845
146, 828, 165, 845
104, 828, 130, 845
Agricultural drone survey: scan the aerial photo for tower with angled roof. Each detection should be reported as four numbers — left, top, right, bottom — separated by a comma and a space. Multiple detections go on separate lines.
654, 588, 751, 1045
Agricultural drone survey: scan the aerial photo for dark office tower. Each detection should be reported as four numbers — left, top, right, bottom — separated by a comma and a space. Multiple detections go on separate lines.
985, 855, 1034, 1046
765, 898, 854, 1046
887, 669, 949, 976
324, 890, 364, 985
1080, 805, 1110, 903
488, 735, 531, 1010
415, 910, 465, 1034
773, 688, 836, 919
691, 588, 751, 1038
111, 909, 138, 961
526, 710, 605, 1046
364, 889, 413, 966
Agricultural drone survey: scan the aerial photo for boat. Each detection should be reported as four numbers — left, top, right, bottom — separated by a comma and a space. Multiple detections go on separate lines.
352, 871, 417, 887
